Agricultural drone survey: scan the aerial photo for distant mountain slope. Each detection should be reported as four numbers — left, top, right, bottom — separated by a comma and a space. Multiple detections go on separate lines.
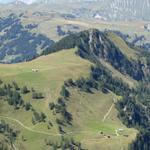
0, 14, 54, 63
0, 0, 150, 21
17, 0, 150, 21
106, 0, 150, 20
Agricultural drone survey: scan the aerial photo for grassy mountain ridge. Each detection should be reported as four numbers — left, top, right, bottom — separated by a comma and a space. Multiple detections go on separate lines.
0, 28, 150, 149
0, 47, 138, 150
44, 29, 147, 81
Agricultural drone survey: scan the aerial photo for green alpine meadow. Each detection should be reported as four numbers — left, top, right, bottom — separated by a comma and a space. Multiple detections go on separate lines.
0, 1, 150, 150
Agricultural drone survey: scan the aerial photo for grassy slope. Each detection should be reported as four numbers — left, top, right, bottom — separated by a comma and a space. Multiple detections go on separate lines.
0, 48, 91, 120
0, 48, 137, 150
66, 89, 137, 150
106, 32, 139, 60
100, 60, 138, 87
100, 32, 138, 87
0, 48, 91, 149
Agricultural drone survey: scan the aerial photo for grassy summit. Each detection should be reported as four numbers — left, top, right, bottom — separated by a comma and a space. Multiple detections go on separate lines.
0, 47, 137, 150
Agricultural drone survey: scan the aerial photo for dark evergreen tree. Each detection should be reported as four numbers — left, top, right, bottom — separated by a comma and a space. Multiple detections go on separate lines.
25, 102, 31, 111
60, 86, 70, 98
21, 86, 29, 94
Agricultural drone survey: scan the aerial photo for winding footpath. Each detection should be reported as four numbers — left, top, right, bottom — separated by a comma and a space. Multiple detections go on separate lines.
0, 116, 98, 136
0, 98, 118, 137
102, 98, 116, 122
0, 116, 61, 137
102, 103, 114, 122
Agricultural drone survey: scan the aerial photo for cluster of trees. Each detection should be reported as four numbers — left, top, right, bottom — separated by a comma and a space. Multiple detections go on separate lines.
0, 79, 46, 126
31, 87, 44, 99
141, 50, 150, 75
42, 31, 83, 55
60, 86, 70, 98
57, 26, 66, 36
141, 43, 150, 52
65, 65, 130, 96
32, 111, 47, 125
0, 120, 18, 148
47, 121, 53, 130
49, 86, 72, 127
0, 82, 24, 109
56, 25, 74, 37
32, 92, 44, 99
116, 95, 149, 128
116, 83, 150, 150
129, 130, 150, 150
65, 77, 93, 93
25, 102, 32, 111
0, 80, 44, 110
21, 86, 30, 94
0, 14, 54, 63
45, 136, 84, 150
25, 24, 38, 30
0, 14, 18, 32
